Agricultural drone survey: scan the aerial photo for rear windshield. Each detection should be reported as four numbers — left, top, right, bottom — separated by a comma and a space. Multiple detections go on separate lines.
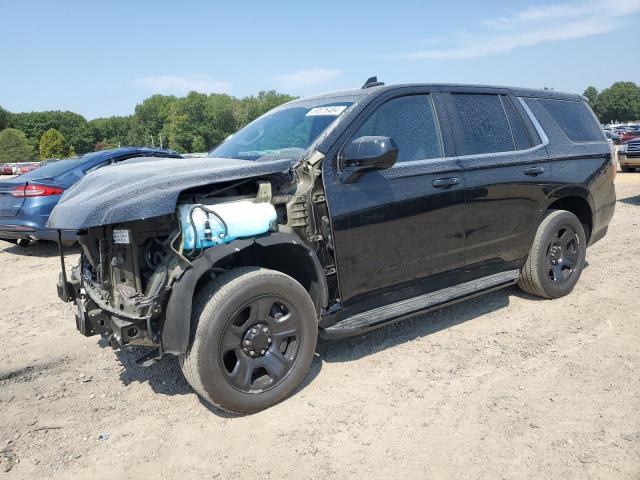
537, 98, 604, 142
17, 158, 83, 180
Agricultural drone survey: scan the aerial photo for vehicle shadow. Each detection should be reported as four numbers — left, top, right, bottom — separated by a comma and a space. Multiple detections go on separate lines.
104, 284, 545, 416
619, 195, 640, 206
105, 337, 324, 418
0, 240, 80, 258
318, 286, 518, 363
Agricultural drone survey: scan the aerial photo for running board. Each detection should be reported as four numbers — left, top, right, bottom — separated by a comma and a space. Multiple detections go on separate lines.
321, 270, 520, 339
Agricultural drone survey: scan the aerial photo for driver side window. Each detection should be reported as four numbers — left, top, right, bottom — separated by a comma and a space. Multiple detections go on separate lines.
353, 94, 443, 163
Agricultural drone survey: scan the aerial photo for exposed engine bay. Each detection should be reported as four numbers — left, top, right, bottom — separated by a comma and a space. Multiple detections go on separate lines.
61, 152, 336, 354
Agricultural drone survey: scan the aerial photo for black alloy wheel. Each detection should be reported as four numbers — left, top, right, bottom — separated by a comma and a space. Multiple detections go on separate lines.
545, 224, 580, 285
220, 296, 303, 393
518, 209, 586, 299
179, 267, 318, 414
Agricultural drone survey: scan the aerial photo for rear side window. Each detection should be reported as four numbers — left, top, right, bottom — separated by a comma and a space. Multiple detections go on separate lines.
352, 95, 443, 163
537, 98, 603, 142
450, 94, 515, 156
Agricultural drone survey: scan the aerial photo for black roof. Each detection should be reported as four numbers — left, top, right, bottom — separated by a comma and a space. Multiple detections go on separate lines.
284, 83, 584, 107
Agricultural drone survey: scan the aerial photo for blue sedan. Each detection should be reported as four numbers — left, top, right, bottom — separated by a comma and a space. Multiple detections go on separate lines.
0, 147, 182, 246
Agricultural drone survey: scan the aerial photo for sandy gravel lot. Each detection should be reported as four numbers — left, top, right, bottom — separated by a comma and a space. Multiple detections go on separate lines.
0, 174, 639, 480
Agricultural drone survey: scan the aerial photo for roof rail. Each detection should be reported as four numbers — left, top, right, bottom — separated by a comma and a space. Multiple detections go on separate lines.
362, 76, 385, 89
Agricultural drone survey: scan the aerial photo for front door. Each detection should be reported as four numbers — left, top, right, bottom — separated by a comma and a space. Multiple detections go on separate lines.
323, 92, 466, 310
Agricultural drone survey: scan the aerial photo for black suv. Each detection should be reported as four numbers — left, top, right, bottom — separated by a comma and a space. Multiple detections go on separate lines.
50, 80, 616, 413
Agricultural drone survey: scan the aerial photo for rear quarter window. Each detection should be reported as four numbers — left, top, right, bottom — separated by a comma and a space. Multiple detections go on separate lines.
537, 98, 604, 142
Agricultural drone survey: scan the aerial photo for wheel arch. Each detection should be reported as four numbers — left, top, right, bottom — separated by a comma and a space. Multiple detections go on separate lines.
161, 231, 328, 356
542, 187, 594, 242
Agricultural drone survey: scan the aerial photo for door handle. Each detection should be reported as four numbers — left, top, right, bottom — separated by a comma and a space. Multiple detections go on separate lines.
523, 167, 545, 176
432, 177, 460, 189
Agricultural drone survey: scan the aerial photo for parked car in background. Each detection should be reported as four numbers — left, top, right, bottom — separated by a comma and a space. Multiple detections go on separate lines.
11, 162, 31, 175
604, 129, 620, 144
1, 163, 18, 175
619, 130, 640, 144
618, 137, 640, 172
15, 162, 40, 175
50, 82, 615, 413
0, 147, 182, 247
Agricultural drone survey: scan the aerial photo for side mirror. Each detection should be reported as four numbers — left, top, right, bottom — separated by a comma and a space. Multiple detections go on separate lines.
339, 136, 398, 183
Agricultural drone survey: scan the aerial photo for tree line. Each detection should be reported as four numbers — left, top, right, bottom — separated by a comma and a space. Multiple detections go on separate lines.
0, 90, 296, 163
1, 81, 639, 163
583, 81, 640, 124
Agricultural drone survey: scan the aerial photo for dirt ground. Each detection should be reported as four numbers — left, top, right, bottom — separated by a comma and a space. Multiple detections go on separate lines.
0, 174, 639, 480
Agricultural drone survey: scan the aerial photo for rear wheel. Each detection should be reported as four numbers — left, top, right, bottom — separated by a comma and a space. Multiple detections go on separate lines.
518, 210, 586, 299
179, 267, 318, 414
16, 239, 30, 248
621, 165, 635, 172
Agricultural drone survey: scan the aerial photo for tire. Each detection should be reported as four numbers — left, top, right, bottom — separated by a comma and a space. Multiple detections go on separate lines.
16, 239, 30, 248
518, 210, 587, 299
621, 165, 635, 172
179, 267, 318, 414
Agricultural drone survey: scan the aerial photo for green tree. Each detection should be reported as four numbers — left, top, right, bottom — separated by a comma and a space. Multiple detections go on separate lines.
0, 128, 33, 162
0, 106, 8, 131
583, 86, 599, 108
9, 110, 92, 154
39, 128, 66, 159
192, 135, 206, 152
88, 116, 131, 148
235, 90, 297, 127
128, 95, 177, 146
593, 82, 640, 123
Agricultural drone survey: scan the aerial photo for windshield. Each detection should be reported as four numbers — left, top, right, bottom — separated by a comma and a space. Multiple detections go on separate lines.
210, 101, 353, 161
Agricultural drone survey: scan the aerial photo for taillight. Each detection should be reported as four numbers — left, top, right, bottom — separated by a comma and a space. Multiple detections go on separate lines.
11, 185, 64, 197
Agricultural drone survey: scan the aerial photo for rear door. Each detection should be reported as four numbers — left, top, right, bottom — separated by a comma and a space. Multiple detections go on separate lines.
442, 88, 550, 271
323, 89, 467, 310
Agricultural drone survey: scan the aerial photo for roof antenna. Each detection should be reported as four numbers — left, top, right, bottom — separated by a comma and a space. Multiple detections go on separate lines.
362, 76, 385, 89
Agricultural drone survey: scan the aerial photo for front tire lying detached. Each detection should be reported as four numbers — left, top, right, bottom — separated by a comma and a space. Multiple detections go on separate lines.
518, 210, 587, 299
179, 267, 318, 414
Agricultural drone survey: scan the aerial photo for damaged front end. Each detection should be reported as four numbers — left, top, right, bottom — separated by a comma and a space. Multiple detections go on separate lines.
58, 215, 180, 352
54, 161, 332, 362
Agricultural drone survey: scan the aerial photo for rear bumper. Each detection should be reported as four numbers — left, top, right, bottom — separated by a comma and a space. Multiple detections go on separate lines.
618, 154, 640, 166
0, 222, 76, 243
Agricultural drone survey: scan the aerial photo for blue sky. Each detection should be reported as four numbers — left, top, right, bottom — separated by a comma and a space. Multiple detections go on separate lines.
1, 0, 639, 119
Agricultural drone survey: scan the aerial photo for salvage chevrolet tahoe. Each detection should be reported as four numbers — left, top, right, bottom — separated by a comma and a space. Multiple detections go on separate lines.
50, 79, 616, 413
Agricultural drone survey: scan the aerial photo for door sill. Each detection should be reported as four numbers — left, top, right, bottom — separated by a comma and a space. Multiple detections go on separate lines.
320, 269, 519, 339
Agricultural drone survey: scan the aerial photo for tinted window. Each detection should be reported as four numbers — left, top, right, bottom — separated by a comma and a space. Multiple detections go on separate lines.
501, 96, 533, 150
451, 94, 514, 155
352, 95, 443, 163
538, 98, 603, 142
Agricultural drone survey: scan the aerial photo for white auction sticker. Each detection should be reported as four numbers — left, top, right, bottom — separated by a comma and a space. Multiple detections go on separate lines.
113, 229, 130, 244
305, 105, 347, 117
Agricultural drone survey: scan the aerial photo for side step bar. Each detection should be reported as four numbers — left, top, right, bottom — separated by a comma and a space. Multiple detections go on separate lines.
321, 270, 520, 339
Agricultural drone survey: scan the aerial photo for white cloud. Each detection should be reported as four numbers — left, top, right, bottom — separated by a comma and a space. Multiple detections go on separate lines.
134, 75, 231, 94
272, 68, 342, 89
404, 0, 640, 60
